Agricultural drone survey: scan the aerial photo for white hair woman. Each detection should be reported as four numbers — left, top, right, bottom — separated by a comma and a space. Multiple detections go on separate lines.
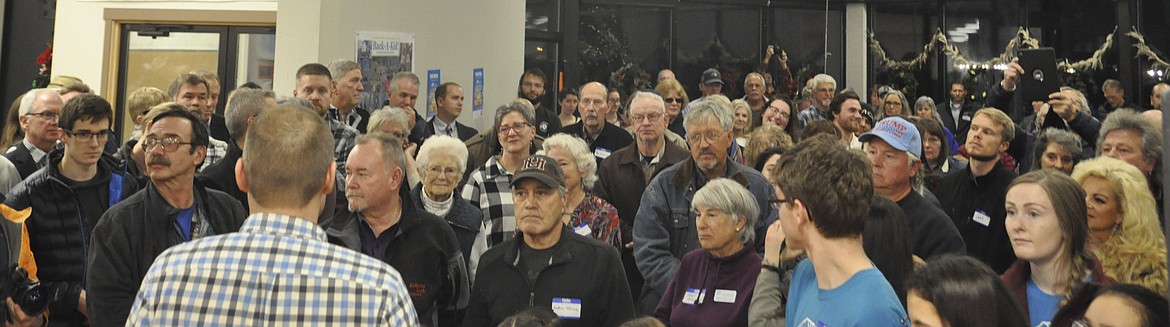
654, 178, 760, 327
414, 135, 481, 262
537, 133, 620, 247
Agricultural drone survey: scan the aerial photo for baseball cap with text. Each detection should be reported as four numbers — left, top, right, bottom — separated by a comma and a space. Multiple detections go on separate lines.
859, 116, 922, 158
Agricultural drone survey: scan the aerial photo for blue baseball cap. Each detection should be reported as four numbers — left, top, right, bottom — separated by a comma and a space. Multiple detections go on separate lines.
859, 117, 922, 158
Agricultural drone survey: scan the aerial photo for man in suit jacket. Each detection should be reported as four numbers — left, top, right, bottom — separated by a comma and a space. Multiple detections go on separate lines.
4, 89, 64, 179
411, 82, 478, 144
327, 59, 372, 133
937, 82, 977, 144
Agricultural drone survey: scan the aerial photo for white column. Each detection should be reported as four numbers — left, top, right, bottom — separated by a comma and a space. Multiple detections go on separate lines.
844, 3, 868, 95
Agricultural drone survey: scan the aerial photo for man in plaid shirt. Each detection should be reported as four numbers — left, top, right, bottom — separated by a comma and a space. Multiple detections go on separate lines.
294, 63, 359, 180
128, 104, 418, 326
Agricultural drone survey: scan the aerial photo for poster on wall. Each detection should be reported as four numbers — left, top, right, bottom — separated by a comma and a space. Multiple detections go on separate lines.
426, 69, 441, 119
472, 68, 485, 115
355, 31, 415, 111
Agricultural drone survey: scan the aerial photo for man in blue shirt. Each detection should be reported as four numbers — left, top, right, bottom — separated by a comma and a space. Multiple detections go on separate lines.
127, 104, 418, 326
768, 134, 907, 327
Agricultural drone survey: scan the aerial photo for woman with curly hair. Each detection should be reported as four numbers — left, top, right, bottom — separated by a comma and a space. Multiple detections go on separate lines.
1071, 157, 1167, 295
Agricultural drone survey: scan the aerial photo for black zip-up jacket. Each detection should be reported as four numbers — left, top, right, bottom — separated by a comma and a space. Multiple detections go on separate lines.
410, 184, 481, 267
85, 181, 246, 327
936, 161, 1018, 273
462, 227, 634, 327
327, 194, 469, 327
4, 150, 139, 326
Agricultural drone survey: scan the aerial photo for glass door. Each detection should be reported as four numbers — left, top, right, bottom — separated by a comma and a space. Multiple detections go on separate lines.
115, 24, 274, 143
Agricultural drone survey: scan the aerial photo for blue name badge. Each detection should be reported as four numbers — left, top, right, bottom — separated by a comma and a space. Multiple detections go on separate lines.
551, 298, 582, 320
682, 288, 701, 305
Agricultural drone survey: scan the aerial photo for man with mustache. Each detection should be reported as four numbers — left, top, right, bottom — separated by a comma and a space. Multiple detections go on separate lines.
87, 105, 246, 326
516, 68, 561, 137
4, 94, 140, 325
562, 82, 633, 164
326, 132, 467, 327
632, 98, 776, 313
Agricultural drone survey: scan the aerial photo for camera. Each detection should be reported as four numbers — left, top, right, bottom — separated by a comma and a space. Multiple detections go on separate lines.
0, 265, 49, 318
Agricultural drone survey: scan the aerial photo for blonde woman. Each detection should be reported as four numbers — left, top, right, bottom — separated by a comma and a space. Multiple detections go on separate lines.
1071, 157, 1168, 294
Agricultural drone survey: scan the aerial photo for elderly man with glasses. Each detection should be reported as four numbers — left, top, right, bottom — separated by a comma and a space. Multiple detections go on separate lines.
632, 98, 776, 314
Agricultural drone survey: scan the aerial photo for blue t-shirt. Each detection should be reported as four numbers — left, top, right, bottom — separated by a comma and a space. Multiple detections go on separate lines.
1025, 279, 1060, 327
176, 206, 195, 241
785, 260, 907, 327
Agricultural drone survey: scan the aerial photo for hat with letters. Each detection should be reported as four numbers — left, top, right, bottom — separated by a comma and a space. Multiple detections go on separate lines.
511, 155, 565, 189
859, 116, 922, 158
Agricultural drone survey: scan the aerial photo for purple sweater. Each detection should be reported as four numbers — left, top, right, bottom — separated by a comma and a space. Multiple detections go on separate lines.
654, 246, 761, 327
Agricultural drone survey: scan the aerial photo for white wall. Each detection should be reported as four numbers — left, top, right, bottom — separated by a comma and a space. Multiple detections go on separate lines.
52, 0, 277, 94
274, 0, 525, 130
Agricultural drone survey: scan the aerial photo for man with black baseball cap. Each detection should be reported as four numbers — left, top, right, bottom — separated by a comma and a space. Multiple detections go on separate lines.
683, 68, 725, 116
463, 155, 633, 327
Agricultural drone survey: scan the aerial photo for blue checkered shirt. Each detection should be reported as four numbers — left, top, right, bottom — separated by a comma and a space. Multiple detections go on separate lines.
329, 117, 360, 179
127, 213, 419, 326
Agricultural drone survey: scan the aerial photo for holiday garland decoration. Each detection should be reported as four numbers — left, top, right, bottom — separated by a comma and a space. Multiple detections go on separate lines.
869, 26, 1163, 74
1127, 27, 1170, 72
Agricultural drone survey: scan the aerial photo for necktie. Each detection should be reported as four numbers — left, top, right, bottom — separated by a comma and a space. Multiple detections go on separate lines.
446, 127, 454, 137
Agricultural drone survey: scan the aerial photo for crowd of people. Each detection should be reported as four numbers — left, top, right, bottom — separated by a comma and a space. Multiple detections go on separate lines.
0, 47, 1167, 327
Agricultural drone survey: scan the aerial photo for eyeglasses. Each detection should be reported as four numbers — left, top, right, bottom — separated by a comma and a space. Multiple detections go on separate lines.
664, 98, 685, 104
142, 137, 195, 152
769, 197, 795, 211
630, 112, 663, 123
686, 130, 728, 145
497, 123, 530, 134
426, 165, 460, 177
24, 111, 59, 121
61, 128, 111, 141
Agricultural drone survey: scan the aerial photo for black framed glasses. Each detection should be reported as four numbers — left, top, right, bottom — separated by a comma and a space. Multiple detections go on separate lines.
24, 111, 59, 121
769, 197, 795, 211
61, 128, 112, 141
142, 137, 195, 152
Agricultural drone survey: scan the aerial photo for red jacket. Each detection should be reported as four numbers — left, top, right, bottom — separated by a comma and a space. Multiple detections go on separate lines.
1000, 256, 1116, 327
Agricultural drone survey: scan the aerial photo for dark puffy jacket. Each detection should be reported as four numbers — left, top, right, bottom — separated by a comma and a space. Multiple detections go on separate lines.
411, 184, 481, 265
4, 150, 138, 325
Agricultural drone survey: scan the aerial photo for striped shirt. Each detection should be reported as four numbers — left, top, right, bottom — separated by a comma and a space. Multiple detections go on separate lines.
127, 213, 419, 327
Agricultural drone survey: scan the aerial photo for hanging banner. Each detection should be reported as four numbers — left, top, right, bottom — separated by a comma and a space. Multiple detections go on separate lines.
426, 69, 441, 118
355, 31, 415, 111
473, 68, 485, 113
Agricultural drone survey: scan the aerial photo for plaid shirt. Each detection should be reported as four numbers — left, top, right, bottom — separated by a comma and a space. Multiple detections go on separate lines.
796, 104, 830, 128
200, 136, 228, 174
127, 213, 419, 326
462, 156, 516, 282
329, 117, 360, 179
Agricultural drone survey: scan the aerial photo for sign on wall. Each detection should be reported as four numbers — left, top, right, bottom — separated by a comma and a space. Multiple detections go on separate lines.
473, 68, 485, 114
426, 69, 440, 119
355, 31, 415, 111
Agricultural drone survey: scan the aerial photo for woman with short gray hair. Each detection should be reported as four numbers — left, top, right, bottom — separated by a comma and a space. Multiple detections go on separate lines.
654, 178, 760, 327
412, 135, 480, 262
537, 134, 620, 247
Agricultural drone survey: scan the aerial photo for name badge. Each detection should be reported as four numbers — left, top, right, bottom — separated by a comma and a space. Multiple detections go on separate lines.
713, 289, 737, 303
551, 298, 581, 320
961, 113, 972, 121
682, 288, 700, 305
972, 210, 991, 227
573, 223, 592, 236
593, 148, 612, 159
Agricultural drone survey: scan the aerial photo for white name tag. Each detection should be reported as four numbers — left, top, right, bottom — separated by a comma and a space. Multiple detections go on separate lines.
573, 223, 592, 236
713, 289, 737, 303
593, 148, 612, 159
972, 210, 991, 227
682, 288, 700, 305
551, 298, 581, 320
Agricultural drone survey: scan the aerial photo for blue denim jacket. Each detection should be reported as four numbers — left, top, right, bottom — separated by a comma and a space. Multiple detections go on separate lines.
632, 158, 776, 313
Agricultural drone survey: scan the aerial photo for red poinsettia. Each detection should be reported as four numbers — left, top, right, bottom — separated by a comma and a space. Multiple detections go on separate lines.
36, 45, 52, 66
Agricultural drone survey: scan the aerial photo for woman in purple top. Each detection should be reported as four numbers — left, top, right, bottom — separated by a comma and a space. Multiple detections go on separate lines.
655, 178, 761, 327
539, 133, 621, 248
